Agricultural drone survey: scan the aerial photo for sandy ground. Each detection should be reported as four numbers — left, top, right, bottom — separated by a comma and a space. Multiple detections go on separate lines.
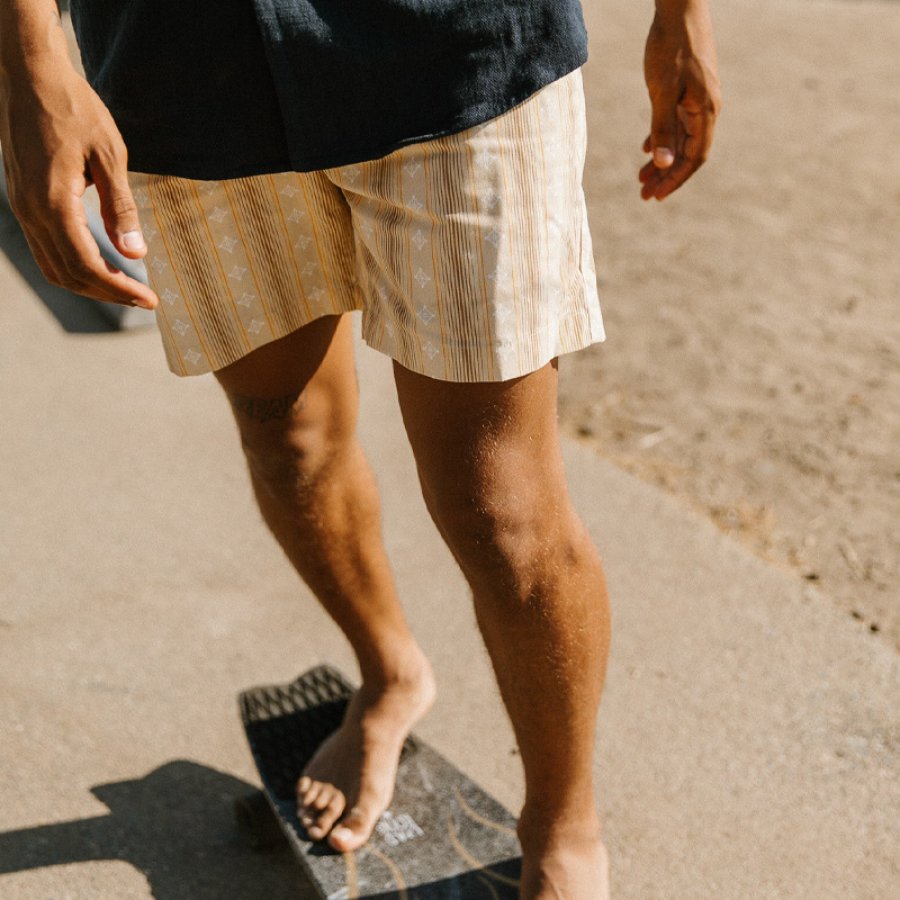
564, 0, 900, 649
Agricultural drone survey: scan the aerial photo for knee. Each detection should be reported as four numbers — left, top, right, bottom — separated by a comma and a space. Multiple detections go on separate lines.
232, 388, 356, 499
422, 468, 578, 600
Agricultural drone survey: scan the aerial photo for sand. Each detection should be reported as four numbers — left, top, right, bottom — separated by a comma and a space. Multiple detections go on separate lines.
564, 0, 899, 648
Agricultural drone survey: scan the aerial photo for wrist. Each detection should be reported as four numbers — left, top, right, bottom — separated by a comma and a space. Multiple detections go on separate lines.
653, 0, 709, 26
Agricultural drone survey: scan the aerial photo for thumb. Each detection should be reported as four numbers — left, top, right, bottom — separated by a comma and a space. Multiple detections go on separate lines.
90, 149, 147, 259
650, 95, 678, 169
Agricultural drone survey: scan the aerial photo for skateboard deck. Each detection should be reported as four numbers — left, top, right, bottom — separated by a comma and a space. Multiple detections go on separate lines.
237, 665, 521, 899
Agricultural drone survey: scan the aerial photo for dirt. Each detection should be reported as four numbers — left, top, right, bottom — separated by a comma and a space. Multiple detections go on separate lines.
562, 0, 899, 647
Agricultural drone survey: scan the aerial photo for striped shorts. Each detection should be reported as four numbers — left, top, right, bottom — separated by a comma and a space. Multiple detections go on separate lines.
128, 68, 604, 382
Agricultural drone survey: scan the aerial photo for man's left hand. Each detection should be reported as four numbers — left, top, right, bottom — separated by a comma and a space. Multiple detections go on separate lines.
640, 1, 721, 201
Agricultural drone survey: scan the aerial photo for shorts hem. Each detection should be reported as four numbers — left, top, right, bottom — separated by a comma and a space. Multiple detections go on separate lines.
160, 305, 363, 377
361, 315, 606, 384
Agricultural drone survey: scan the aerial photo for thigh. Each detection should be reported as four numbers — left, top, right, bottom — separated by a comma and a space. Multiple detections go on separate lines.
393, 359, 567, 507
215, 314, 359, 438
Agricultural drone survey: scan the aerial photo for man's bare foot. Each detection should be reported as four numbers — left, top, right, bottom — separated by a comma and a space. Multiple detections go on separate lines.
296, 650, 436, 852
517, 812, 610, 900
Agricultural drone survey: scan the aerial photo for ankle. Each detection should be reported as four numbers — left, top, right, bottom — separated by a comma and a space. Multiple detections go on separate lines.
357, 646, 435, 701
517, 800, 603, 853
356, 636, 433, 688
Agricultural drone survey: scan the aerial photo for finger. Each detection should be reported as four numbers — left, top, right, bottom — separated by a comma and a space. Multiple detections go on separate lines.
638, 159, 658, 184
46, 196, 157, 307
650, 158, 696, 202
648, 115, 713, 202
88, 143, 147, 261
679, 102, 715, 170
641, 174, 665, 201
649, 92, 679, 169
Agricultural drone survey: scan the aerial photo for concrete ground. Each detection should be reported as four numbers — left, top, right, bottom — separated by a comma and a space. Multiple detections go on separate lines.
0, 200, 896, 899
0, 3, 897, 891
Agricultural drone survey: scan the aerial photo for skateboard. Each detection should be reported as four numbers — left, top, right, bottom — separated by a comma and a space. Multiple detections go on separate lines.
237, 665, 522, 898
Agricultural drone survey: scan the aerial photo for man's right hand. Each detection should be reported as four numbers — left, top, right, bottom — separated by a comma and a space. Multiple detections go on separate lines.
0, 2, 158, 309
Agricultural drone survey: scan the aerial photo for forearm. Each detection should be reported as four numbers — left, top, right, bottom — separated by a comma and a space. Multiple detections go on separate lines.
0, 1, 73, 81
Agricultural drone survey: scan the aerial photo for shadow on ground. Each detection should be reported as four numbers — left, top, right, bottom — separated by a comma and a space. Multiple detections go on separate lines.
0, 204, 114, 333
0, 760, 313, 899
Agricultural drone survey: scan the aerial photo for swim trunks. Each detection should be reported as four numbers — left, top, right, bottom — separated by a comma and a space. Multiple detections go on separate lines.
129, 70, 604, 382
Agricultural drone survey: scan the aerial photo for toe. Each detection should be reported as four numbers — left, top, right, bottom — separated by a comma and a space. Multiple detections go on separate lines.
303, 786, 337, 839
308, 793, 347, 840
298, 782, 329, 827
297, 777, 322, 811
328, 802, 382, 852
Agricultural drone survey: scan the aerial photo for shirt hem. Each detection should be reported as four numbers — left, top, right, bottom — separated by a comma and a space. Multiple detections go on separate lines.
125, 59, 586, 182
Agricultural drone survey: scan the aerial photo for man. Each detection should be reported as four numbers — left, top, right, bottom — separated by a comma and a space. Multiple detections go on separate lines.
0, 0, 719, 895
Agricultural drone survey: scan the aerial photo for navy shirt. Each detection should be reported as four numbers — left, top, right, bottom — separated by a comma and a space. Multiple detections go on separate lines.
69, 1, 589, 180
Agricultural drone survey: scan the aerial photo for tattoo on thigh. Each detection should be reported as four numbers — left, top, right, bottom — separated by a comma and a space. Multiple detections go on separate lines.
228, 392, 304, 423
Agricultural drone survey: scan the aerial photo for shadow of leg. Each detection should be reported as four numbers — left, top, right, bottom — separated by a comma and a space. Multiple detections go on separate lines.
0, 760, 316, 900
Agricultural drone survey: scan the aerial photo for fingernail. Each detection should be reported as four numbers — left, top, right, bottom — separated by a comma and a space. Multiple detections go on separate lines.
331, 827, 352, 843
122, 230, 145, 250
653, 148, 675, 168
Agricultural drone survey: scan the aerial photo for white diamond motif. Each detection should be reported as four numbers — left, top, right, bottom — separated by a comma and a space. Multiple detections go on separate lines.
279, 184, 300, 198
218, 236, 238, 254
294, 234, 313, 251
150, 256, 167, 272
423, 341, 440, 360
228, 266, 247, 282
417, 305, 436, 325
184, 349, 202, 365
208, 206, 228, 223
161, 288, 179, 305
237, 293, 255, 308
413, 268, 431, 289
248, 319, 264, 335
408, 194, 424, 212
411, 229, 428, 251
172, 319, 190, 336
495, 302, 514, 325
286, 208, 306, 223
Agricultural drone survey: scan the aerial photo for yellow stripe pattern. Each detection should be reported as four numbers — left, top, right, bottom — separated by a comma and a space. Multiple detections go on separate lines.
129, 68, 604, 382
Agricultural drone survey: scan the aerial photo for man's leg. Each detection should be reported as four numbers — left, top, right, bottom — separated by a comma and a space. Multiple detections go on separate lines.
215, 314, 435, 851
394, 360, 611, 900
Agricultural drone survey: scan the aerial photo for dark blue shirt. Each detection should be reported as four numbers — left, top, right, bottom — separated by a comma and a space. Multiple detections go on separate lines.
69, 1, 589, 180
